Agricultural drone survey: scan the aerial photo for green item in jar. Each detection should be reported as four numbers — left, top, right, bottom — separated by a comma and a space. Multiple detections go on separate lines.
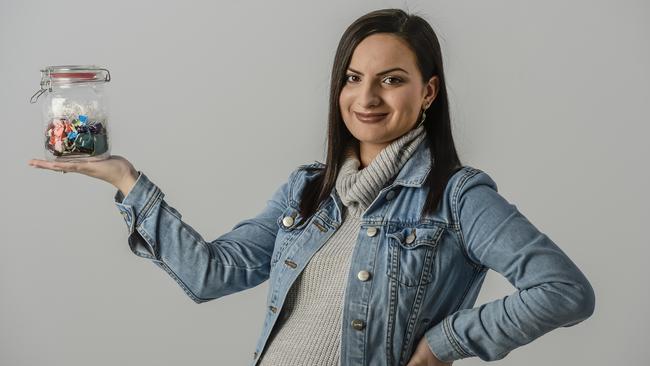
93, 134, 108, 155
74, 132, 94, 153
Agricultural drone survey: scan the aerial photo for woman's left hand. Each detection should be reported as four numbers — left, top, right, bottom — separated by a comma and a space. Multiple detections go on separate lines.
405, 336, 453, 366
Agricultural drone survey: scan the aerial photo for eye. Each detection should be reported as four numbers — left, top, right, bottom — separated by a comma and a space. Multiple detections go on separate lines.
345, 74, 359, 83
384, 76, 403, 85
343, 74, 403, 85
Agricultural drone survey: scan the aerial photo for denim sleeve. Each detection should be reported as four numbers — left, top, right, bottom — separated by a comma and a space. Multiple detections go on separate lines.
425, 169, 595, 362
113, 169, 296, 304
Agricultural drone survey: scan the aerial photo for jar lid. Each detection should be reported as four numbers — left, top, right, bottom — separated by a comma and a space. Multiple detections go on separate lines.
44, 65, 111, 84
30, 65, 111, 103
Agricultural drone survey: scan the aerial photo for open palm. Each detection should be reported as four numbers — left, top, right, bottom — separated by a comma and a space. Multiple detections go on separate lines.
27, 154, 137, 189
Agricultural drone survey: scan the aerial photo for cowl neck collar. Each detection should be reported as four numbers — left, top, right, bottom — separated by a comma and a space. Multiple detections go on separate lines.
335, 124, 427, 218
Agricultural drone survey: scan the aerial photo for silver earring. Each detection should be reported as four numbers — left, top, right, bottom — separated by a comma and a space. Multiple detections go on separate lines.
415, 106, 428, 129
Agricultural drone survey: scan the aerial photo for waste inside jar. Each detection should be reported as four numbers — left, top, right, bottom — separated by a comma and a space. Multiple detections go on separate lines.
44, 114, 108, 157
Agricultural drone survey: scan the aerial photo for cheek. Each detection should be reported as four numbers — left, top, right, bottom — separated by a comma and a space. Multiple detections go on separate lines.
387, 91, 419, 115
339, 89, 352, 111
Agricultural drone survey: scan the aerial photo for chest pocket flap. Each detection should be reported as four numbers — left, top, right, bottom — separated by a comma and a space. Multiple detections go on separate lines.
385, 225, 445, 286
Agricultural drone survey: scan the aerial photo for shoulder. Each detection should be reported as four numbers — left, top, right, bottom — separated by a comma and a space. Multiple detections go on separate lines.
443, 165, 502, 221
283, 161, 327, 204
296, 160, 326, 173
447, 165, 499, 197
446, 165, 514, 231
289, 161, 326, 184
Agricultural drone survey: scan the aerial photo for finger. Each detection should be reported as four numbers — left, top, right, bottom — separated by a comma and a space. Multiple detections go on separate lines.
27, 159, 45, 167
28, 159, 60, 170
28, 159, 55, 170
28, 159, 79, 173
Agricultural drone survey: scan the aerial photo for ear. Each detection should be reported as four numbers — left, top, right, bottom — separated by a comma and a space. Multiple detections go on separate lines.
423, 75, 440, 107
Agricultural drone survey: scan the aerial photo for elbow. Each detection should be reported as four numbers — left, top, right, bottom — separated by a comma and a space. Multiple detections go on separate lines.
562, 279, 596, 326
577, 280, 596, 321
191, 296, 212, 305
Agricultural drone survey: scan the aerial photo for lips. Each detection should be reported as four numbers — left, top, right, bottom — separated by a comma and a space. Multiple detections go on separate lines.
354, 111, 389, 123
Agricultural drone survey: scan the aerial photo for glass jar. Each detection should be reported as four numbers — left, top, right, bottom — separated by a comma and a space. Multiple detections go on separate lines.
30, 65, 112, 162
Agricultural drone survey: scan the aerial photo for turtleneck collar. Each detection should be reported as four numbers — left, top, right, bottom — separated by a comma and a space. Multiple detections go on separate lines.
334, 124, 427, 218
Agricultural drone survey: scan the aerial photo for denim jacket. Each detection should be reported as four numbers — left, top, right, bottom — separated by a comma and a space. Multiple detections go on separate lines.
113, 138, 595, 365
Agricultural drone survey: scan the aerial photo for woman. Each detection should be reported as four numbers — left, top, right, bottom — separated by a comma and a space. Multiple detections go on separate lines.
28, 8, 595, 366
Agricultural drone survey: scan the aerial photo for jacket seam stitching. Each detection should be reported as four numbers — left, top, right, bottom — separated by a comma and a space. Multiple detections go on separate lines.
153, 260, 210, 303
443, 316, 472, 358
137, 187, 163, 224
287, 166, 304, 207
452, 168, 486, 270
398, 272, 431, 364
386, 276, 398, 364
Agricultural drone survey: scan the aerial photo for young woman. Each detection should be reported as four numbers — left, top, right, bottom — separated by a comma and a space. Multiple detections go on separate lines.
28, 8, 595, 366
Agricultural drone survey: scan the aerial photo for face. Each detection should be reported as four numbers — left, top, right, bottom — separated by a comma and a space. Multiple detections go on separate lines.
339, 33, 439, 153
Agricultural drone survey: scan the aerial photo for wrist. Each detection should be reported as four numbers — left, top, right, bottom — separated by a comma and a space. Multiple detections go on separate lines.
116, 166, 139, 197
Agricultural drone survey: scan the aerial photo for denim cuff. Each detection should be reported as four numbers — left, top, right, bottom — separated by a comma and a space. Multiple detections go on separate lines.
113, 171, 164, 258
424, 316, 472, 363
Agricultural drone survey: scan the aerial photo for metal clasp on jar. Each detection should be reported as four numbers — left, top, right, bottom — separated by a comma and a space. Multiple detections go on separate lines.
30, 65, 111, 104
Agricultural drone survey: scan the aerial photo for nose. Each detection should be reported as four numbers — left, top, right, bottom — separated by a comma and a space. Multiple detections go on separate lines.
356, 80, 381, 109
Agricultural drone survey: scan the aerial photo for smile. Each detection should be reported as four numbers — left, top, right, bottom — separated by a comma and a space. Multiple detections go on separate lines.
354, 112, 389, 123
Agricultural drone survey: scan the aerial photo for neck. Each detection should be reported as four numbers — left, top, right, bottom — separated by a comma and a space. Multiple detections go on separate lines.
358, 141, 388, 169
357, 123, 423, 168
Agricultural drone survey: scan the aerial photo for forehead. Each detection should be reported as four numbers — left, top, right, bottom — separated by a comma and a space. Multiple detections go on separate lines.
348, 33, 417, 71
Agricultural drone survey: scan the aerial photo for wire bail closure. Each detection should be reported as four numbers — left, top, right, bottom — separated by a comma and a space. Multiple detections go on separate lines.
30, 66, 111, 104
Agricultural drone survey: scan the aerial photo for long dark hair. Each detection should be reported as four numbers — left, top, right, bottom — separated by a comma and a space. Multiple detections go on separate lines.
298, 8, 463, 220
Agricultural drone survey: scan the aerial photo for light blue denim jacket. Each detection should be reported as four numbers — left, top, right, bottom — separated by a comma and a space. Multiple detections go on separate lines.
114, 138, 595, 365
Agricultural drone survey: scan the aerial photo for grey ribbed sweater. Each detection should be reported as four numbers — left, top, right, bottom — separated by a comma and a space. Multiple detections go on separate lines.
258, 125, 427, 365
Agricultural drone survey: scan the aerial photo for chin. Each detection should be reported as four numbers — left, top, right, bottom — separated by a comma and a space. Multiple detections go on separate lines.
352, 131, 394, 146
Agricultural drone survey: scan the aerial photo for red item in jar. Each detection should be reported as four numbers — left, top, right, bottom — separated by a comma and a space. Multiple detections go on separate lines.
64, 121, 74, 133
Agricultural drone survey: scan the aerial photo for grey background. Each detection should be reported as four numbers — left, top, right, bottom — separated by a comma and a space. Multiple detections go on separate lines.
2, 0, 648, 365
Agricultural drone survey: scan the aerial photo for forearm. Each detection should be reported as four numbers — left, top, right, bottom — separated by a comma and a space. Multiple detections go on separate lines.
114, 171, 285, 304
114, 171, 225, 303
426, 276, 595, 362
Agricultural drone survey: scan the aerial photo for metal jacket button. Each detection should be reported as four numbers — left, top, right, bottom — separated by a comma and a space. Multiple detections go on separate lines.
282, 216, 294, 227
405, 233, 416, 244
284, 259, 297, 268
269, 305, 278, 313
366, 227, 378, 237
385, 190, 396, 201
357, 270, 371, 281
351, 319, 365, 330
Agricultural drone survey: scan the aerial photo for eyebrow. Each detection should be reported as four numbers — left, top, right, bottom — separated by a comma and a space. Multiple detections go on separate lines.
346, 67, 409, 76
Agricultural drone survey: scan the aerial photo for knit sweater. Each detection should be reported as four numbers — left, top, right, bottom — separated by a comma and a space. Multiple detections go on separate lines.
257, 125, 427, 365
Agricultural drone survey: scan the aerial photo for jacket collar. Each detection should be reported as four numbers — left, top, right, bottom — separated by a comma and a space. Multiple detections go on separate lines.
392, 135, 432, 187
327, 137, 432, 221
